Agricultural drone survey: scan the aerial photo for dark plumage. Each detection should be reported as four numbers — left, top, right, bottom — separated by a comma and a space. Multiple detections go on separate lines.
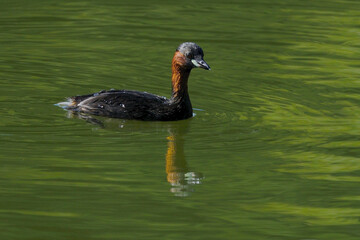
59, 42, 210, 121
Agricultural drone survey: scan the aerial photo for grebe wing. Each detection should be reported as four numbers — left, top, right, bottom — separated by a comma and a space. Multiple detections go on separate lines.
71, 90, 169, 119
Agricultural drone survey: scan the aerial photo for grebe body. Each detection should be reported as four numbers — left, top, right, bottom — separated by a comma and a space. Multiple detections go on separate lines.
59, 42, 210, 121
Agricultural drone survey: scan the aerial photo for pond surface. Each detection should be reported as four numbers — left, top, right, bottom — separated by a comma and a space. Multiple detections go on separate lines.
1, 0, 360, 239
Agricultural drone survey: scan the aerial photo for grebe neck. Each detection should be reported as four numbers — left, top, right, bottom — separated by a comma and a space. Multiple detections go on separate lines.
171, 51, 191, 101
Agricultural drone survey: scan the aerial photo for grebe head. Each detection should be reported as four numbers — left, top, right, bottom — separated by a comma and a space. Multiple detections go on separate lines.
176, 42, 210, 70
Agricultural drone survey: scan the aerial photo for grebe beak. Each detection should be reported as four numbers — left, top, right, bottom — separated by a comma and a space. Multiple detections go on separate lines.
191, 59, 211, 70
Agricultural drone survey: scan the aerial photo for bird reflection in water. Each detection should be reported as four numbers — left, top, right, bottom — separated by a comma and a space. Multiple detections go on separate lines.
165, 131, 203, 197
63, 111, 203, 197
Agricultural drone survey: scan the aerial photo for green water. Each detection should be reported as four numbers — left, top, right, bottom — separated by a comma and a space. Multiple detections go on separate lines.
1, 0, 360, 239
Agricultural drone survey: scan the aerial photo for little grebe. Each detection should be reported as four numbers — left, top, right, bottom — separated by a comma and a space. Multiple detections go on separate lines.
59, 42, 210, 121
